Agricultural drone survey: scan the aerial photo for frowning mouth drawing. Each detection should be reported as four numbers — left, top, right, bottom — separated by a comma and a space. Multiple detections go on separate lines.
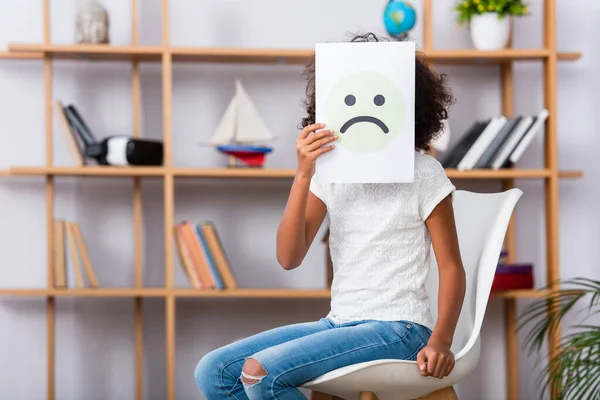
340, 116, 390, 134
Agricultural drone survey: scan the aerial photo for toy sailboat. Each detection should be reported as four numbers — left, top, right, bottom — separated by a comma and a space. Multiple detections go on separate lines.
210, 79, 274, 167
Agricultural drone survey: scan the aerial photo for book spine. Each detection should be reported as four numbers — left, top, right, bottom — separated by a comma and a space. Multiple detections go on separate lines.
490, 116, 534, 170
491, 274, 534, 291
71, 222, 98, 288
495, 263, 533, 274
173, 225, 202, 289
508, 109, 549, 164
457, 116, 507, 171
195, 224, 225, 290
201, 222, 238, 289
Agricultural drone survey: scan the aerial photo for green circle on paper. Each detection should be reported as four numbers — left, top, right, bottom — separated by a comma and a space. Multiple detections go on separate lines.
325, 71, 405, 153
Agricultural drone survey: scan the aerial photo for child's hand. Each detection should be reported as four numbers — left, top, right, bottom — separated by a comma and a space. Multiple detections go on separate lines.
296, 123, 337, 178
416, 338, 455, 379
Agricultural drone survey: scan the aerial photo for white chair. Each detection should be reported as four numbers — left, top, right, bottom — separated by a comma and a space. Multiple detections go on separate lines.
303, 189, 523, 400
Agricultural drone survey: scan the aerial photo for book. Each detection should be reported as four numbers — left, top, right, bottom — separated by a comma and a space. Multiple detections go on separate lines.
173, 221, 238, 290
495, 263, 533, 275
173, 225, 202, 289
473, 116, 522, 169
200, 222, 238, 289
492, 273, 534, 291
489, 116, 534, 170
53, 220, 67, 288
195, 224, 225, 290
457, 116, 507, 171
441, 120, 489, 168
508, 109, 549, 164
492, 261, 534, 291
177, 222, 214, 289
438, 110, 547, 170
53, 100, 86, 165
51, 219, 99, 289
70, 222, 98, 288
65, 221, 85, 288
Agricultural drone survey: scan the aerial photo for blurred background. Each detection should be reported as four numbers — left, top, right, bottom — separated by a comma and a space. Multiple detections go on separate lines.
0, 0, 597, 399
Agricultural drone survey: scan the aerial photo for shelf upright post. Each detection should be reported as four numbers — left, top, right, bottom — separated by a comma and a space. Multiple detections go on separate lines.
422, 0, 433, 50
421, 0, 436, 157
42, 0, 56, 399
500, 60, 519, 400
543, 1, 561, 399
130, 0, 145, 399
161, 0, 176, 399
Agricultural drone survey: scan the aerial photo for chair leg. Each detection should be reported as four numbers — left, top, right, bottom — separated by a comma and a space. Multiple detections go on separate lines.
420, 386, 458, 400
309, 392, 348, 400
360, 392, 378, 400
310, 392, 335, 400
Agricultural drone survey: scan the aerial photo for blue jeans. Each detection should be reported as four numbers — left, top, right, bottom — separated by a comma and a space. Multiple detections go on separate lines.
194, 317, 432, 399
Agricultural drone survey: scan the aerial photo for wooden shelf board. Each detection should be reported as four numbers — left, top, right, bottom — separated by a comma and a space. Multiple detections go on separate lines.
557, 52, 583, 61
558, 170, 584, 178
492, 289, 551, 299
0, 288, 552, 299
0, 288, 331, 299
0, 289, 49, 296
0, 51, 45, 60
445, 169, 549, 178
172, 167, 296, 178
0, 288, 165, 297
427, 49, 550, 62
3, 45, 582, 64
8, 166, 166, 177
3, 166, 584, 180
171, 47, 312, 64
173, 288, 331, 299
7, 44, 164, 61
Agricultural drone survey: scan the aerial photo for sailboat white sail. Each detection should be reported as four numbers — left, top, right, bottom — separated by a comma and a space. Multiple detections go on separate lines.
209, 79, 274, 146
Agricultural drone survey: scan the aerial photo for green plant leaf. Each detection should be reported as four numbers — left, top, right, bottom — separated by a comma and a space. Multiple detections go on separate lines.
453, 0, 531, 25
518, 278, 600, 399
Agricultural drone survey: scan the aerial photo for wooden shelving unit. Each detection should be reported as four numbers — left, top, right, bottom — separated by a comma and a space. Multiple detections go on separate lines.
0, 1, 581, 400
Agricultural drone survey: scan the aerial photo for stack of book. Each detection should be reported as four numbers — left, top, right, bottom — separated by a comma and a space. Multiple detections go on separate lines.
491, 250, 534, 292
173, 221, 238, 290
441, 109, 548, 170
52, 219, 99, 289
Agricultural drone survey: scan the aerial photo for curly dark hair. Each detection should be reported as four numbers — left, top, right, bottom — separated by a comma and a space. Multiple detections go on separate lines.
300, 32, 454, 152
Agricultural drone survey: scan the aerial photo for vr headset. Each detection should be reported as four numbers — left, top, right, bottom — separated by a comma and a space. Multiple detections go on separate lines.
62, 104, 163, 166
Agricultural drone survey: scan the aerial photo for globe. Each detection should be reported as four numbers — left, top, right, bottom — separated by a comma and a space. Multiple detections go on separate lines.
383, 0, 417, 39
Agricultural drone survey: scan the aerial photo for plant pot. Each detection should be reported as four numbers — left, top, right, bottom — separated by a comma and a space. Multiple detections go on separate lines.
469, 12, 512, 51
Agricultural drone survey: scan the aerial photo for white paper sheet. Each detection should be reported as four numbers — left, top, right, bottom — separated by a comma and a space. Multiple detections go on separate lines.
314, 41, 415, 183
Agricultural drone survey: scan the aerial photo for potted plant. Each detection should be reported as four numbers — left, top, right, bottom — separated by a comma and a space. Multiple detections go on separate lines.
518, 277, 600, 399
454, 0, 530, 50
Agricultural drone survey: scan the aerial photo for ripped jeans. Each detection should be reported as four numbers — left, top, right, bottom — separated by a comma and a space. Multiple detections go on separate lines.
194, 317, 432, 400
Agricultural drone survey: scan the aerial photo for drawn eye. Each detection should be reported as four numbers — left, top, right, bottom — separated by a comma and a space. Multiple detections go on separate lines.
374, 95, 385, 106
344, 95, 356, 106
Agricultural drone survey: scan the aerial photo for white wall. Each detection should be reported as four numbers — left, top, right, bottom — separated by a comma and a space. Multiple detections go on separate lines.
0, 0, 598, 399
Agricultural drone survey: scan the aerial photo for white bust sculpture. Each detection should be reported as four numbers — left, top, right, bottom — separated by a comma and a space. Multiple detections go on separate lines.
76, 1, 110, 44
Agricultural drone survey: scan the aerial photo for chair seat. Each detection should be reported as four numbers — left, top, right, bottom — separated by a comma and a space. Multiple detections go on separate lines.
302, 337, 480, 400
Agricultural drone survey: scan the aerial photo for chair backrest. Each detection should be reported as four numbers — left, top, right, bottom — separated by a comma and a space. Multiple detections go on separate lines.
425, 189, 522, 356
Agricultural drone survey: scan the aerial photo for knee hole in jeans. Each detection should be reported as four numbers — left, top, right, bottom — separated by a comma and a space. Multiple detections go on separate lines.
241, 358, 267, 386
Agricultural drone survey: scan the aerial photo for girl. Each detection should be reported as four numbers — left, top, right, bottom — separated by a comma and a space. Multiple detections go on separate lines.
195, 32, 465, 400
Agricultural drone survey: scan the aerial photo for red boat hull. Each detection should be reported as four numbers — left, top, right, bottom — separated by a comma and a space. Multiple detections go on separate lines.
224, 150, 266, 167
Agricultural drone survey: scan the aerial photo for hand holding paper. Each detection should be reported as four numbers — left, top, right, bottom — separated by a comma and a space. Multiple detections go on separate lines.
295, 123, 337, 179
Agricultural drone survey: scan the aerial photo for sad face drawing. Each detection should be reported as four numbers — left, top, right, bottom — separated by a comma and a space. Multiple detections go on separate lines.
324, 71, 406, 153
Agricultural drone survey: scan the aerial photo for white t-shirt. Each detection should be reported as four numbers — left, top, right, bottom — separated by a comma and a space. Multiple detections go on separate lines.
310, 151, 455, 330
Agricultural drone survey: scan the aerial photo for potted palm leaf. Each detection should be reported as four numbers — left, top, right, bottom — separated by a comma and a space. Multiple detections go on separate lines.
518, 277, 600, 399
